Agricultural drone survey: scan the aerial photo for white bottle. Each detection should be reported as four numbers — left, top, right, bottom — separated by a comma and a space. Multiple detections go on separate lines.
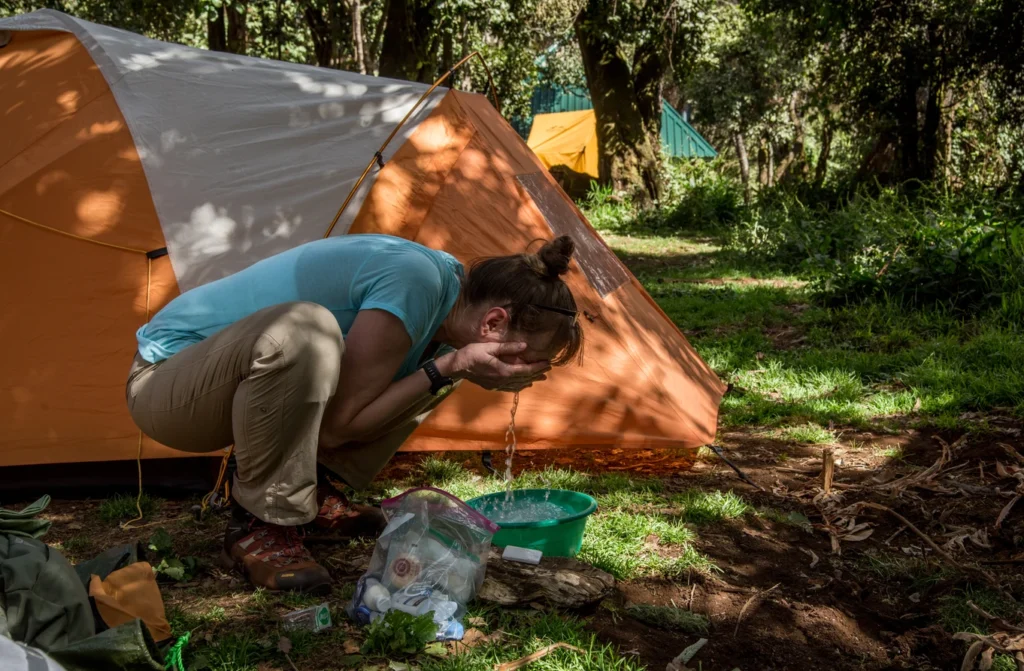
362, 578, 392, 612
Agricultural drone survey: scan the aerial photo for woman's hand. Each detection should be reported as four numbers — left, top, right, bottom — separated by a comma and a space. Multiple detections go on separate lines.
441, 342, 550, 392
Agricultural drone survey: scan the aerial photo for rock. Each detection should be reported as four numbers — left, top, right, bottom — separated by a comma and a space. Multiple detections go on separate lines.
478, 549, 614, 608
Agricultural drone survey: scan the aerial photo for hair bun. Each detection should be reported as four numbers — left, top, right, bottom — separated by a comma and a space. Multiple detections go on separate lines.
536, 236, 575, 278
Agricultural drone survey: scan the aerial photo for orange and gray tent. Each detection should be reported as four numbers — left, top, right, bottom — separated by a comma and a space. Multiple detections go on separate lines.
0, 10, 726, 472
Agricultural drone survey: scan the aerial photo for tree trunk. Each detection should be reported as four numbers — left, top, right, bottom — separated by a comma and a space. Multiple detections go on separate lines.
227, 2, 247, 54
305, 5, 335, 67
378, 0, 440, 83
815, 115, 833, 186
575, 0, 663, 206
207, 4, 228, 52
457, 16, 470, 90
734, 132, 751, 204
757, 134, 769, 188
776, 91, 807, 184
767, 140, 775, 187
350, 0, 366, 73
441, 26, 453, 77
938, 87, 956, 183
366, 0, 388, 74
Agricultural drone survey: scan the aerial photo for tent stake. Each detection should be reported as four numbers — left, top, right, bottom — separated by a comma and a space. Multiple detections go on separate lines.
708, 444, 764, 491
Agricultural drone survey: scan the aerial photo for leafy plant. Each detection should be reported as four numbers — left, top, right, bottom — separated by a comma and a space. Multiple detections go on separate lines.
361, 610, 438, 656
147, 527, 199, 582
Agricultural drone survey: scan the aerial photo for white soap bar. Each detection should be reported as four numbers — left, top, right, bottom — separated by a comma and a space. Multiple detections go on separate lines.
502, 546, 542, 565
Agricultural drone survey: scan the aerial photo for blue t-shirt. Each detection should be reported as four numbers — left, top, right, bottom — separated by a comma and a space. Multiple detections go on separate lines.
137, 235, 464, 379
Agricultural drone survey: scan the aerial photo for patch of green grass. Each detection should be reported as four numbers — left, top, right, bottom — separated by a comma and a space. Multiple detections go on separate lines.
778, 422, 837, 445
98, 492, 158, 523
939, 588, 1018, 633
278, 592, 324, 610
625, 605, 710, 633
605, 232, 1024, 432
756, 507, 814, 531
422, 612, 645, 671
168, 605, 226, 636
875, 444, 906, 461
418, 456, 468, 484
673, 489, 749, 525
939, 588, 1019, 671
191, 632, 271, 671
59, 535, 91, 560
579, 509, 714, 580
857, 551, 952, 591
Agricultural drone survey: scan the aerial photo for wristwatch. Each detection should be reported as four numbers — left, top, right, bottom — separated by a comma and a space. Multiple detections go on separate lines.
422, 359, 454, 396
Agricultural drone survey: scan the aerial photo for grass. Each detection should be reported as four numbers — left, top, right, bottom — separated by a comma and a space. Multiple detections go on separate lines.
98, 492, 158, 523
939, 588, 1020, 671
777, 422, 837, 445
856, 551, 953, 592
625, 605, 710, 633
418, 456, 469, 484
596, 231, 1024, 432
673, 489, 750, 525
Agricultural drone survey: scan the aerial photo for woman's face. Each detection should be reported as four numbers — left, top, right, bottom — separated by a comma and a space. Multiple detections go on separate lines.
473, 306, 560, 364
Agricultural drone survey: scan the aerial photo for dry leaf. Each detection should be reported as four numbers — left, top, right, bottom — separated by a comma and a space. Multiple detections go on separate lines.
995, 495, 1021, 530
277, 637, 292, 655
800, 547, 819, 568
842, 528, 875, 542
468, 617, 487, 628
257, 664, 284, 671
343, 639, 361, 655
912, 398, 922, 412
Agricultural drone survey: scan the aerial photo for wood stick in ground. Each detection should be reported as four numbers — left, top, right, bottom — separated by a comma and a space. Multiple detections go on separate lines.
857, 502, 1015, 603
495, 643, 585, 671
734, 583, 780, 637
822, 448, 835, 495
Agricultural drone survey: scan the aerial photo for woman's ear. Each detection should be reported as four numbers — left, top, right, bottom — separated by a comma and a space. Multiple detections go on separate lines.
479, 307, 511, 341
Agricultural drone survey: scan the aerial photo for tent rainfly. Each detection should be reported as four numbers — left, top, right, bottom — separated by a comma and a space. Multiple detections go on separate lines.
0, 10, 726, 472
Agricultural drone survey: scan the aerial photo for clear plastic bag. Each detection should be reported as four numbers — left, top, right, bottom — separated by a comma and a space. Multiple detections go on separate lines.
347, 487, 499, 640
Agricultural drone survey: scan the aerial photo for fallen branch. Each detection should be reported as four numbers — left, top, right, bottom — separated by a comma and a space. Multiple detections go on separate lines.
968, 601, 1024, 634
856, 502, 1015, 603
734, 583, 780, 637
495, 644, 585, 671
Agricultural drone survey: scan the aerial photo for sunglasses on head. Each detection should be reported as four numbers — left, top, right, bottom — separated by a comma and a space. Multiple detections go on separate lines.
529, 303, 579, 326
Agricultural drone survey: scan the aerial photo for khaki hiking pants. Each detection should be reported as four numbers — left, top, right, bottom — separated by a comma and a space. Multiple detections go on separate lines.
126, 302, 447, 525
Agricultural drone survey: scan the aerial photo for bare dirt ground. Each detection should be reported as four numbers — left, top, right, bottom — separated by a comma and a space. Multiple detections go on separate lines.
27, 422, 1024, 671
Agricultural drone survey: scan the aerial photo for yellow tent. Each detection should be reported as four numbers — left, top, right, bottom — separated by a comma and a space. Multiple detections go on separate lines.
526, 110, 600, 179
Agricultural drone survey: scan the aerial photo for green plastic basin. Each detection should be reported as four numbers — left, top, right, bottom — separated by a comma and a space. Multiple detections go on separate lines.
466, 489, 598, 557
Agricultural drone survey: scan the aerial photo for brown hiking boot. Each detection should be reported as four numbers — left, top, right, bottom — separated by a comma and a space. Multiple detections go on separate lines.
221, 509, 331, 595
305, 488, 386, 539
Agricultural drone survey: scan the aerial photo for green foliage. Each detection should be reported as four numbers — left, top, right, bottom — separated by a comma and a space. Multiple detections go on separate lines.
729, 185, 1024, 316
418, 456, 468, 484
147, 527, 200, 582
673, 489, 750, 524
361, 610, 438, 656
625, 605, 710, 633
778, 422, 836, 445
582, 158, 744, 234
98, 492, 157, 523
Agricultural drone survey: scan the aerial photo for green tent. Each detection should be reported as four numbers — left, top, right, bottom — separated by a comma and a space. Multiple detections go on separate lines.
512, 85, 717, 159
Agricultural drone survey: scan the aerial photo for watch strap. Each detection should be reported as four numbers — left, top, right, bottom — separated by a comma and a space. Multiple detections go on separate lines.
422, 359, 453, 396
